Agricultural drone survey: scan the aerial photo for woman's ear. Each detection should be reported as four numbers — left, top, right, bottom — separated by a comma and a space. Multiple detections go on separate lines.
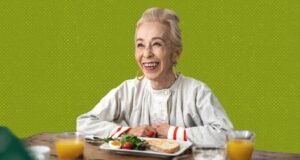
173, 49, 181, 62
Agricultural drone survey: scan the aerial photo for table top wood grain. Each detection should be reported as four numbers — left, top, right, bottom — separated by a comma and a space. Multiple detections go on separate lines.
23, 133, 300, 160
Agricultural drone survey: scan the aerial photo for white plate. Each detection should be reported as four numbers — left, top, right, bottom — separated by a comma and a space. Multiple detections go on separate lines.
99, 138, 192, 158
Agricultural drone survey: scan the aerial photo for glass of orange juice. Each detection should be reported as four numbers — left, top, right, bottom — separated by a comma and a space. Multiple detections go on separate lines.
55, 132, 85, 160
226, 130, 255, 160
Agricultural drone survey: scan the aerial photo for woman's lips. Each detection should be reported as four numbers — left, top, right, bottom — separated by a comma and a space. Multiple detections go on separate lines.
142, 62, 159, 71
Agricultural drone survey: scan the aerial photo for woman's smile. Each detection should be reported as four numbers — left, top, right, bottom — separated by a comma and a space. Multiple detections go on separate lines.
142, 62, 160, 71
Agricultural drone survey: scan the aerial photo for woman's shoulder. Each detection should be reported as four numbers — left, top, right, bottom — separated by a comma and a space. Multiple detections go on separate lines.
179, 74, 208, 89
114, 77, 147, 90
177, 74, 214, 97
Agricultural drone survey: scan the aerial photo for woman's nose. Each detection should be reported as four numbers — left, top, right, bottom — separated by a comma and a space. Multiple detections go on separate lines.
143, 49, 153, 58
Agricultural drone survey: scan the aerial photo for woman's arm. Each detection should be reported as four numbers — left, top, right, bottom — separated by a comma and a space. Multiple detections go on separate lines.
155, 84, 233, 146
76, 80, 156, 138
76, 85, 130, 138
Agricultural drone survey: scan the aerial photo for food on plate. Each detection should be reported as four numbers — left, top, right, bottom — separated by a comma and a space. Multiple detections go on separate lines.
108, 140, 121, 149
146, 130, 156, 137
103, 134, 181, 154
146, 139, 180, 154
121, 141, 133, 149
104, 134, 146, 150
119, 134, 147, 150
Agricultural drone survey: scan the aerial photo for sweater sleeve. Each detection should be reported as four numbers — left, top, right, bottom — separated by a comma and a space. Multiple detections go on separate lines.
168, 84, 233, 146
189, 84, 233, 146
76, 82, 131, 138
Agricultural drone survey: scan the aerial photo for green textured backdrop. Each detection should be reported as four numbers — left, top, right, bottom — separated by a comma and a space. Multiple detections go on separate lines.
0, 0, 299, 153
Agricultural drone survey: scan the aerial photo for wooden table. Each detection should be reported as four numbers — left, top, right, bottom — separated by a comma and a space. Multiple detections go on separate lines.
24, 133, 300, 160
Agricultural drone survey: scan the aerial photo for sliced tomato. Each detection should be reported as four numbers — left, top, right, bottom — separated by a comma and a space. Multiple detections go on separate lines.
122, 141, 133, 149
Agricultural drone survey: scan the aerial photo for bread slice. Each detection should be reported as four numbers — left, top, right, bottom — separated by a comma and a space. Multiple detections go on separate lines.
146, 139, 180, 154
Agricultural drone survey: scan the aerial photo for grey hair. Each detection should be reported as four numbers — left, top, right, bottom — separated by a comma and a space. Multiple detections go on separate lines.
136, 7, 182, 54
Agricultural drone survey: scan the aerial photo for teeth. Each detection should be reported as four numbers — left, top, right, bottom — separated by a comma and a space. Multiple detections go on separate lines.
144, 62, 158, 67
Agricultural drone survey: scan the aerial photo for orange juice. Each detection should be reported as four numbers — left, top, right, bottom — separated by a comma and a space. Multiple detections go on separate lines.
227, 139, 254, 160
55, 139, 84, 160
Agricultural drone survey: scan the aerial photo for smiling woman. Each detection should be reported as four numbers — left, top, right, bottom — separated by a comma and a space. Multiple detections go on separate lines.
135, 21, 178, 89
76, 7, 233, 147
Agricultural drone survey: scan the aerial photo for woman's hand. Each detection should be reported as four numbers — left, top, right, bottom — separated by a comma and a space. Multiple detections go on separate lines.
152, 123, 170, 139
126, 124, 157, 137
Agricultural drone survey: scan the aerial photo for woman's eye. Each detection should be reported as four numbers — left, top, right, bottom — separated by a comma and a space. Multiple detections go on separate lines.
137, 43, 145, 48
153, 42, 162, 47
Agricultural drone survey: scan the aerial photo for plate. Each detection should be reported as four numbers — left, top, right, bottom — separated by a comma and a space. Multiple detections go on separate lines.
99, 138, 192, 158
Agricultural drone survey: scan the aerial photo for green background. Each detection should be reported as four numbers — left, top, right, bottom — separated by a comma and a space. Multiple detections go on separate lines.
0, 0, 299, 153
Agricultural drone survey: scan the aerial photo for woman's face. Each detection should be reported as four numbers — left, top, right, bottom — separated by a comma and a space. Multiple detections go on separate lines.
135, 21, 179, 82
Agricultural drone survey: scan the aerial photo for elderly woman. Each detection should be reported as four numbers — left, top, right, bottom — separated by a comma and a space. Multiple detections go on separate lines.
77, 7, 233, 146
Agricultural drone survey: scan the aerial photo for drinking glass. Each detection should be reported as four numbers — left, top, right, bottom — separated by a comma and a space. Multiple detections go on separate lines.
172, 154, 193, 160
227, 130, 255, 160
192, 145, 226, 160
54, 132, 85, 160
